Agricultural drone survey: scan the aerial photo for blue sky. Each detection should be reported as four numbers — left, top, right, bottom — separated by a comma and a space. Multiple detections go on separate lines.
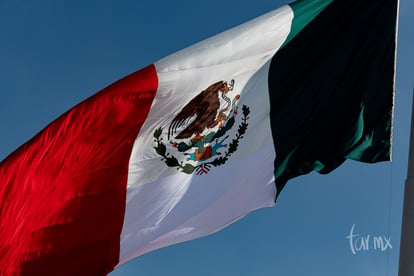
0, 0, 413, 275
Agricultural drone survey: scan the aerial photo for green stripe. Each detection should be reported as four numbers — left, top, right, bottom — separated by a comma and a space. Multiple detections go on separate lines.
268, 0, 397, 197
282, 0, 334, 48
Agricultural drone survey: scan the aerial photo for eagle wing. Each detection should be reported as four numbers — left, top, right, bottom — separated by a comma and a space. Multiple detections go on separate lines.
168, 89, 220, 140
168, 95, 201, 139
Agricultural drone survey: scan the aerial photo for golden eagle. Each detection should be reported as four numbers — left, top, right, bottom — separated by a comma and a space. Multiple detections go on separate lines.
168, 80, 234, 140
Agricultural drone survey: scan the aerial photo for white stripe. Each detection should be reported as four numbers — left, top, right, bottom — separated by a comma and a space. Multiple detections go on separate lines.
119, 5, 294, 266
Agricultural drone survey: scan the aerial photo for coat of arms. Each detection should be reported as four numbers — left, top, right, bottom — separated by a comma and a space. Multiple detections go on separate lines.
153, 79, 250, 175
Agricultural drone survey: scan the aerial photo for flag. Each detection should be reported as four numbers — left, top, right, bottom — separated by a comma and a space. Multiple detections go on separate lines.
0, 0, 397, 274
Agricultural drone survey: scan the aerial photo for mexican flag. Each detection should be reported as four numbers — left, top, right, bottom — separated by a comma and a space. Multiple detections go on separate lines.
0, 0, 397, 274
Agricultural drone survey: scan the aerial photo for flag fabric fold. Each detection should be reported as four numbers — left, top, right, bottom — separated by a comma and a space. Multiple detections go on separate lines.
0, 0, 397, 274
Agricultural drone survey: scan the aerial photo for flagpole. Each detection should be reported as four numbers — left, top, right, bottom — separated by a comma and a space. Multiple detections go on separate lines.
398, 88, 414, 276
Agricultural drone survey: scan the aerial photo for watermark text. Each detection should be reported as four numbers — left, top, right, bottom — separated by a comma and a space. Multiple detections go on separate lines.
346, 224, 392, 255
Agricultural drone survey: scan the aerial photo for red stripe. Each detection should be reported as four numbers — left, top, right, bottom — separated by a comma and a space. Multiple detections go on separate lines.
0, 65, 158, 275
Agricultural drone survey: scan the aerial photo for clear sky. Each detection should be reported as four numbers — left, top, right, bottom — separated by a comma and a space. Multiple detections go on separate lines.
0, 0, 413, 275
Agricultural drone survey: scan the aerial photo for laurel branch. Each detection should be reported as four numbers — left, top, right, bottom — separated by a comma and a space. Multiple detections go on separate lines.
153, 105, 250, 175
